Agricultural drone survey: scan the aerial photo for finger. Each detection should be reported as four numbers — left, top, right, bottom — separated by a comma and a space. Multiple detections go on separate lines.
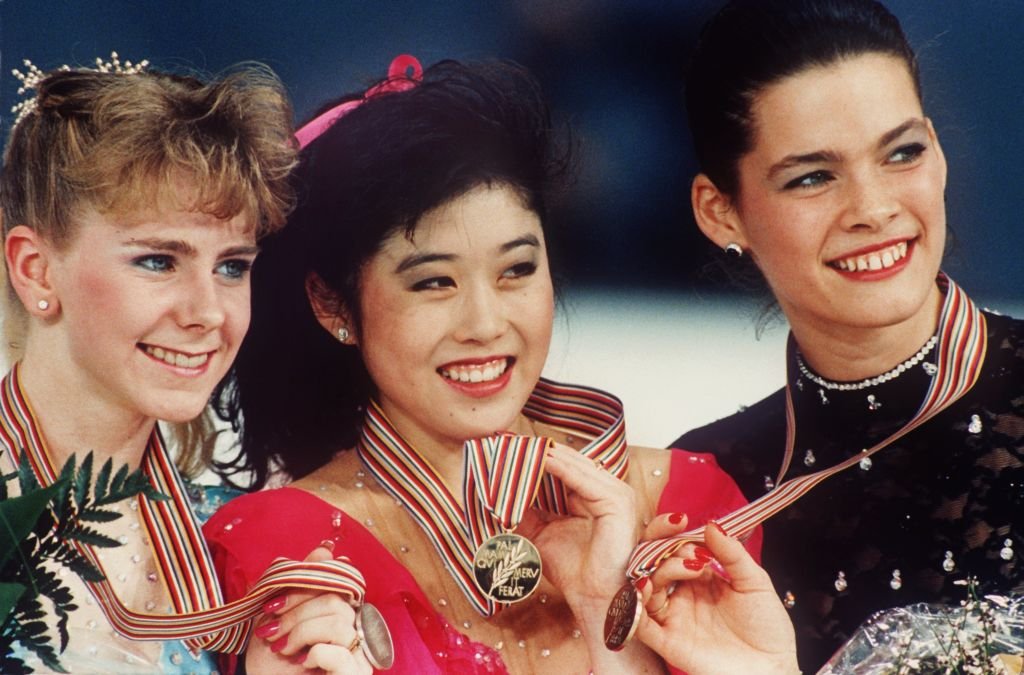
262, 540, 344, 617
643, 512, 689, 540
260, 593, 358, 653
544, 444, 631, 505
649, 553, 706, 591
704, 521, 772, 591
275, 611, 360, 657
303, 642, 372, 674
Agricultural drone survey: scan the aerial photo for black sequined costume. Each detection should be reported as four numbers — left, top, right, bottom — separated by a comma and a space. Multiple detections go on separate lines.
673, 309, 1024, 672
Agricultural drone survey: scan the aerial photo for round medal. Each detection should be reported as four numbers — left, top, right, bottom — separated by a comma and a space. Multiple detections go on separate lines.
472, 533, 543, 604
356, 603, 395, 670
603, 581, 642, 651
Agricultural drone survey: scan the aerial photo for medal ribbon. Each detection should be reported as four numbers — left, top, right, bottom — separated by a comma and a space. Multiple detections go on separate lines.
0, 364, 366, 654
357, 377, 628, 616
623, 274, 988, 578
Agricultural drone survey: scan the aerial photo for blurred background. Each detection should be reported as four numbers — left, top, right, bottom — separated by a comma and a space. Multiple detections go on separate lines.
1, 1, 1021, 447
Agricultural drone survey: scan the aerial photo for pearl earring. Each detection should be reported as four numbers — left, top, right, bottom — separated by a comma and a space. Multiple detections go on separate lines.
724, 243, 744, 258
337, 327, 350, 343
36, 299, 49, 311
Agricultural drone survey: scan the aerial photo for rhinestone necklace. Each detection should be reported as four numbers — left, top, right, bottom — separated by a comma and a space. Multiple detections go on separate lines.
796, 334, 938, 392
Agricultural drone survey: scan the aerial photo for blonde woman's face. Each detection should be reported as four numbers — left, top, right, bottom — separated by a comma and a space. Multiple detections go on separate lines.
355, 184, 554, 452
46, 193, 258, 423
730, 53, 947, 339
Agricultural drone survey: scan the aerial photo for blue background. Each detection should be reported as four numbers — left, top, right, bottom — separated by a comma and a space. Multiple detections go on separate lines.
1, 1, 1021, 301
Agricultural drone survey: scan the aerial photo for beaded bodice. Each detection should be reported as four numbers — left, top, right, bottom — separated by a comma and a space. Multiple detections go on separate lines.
673, 311, 1024, 671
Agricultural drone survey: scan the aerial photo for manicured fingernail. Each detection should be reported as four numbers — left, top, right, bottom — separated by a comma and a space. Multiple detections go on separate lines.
263, 597, 286, 614
254, 619, 280, 639
636, 576, 649, 591
709, 558, 733, 584
683, 558, 707, 571
709, 521, 728, 537
290, 652, 308, 665
270, 635, 289, 653
668, 512, 685, 525
319, 538, 335, 551
693, 545, 714, 561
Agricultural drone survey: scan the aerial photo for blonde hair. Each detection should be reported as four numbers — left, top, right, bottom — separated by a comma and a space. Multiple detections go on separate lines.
0, 61, 298, 477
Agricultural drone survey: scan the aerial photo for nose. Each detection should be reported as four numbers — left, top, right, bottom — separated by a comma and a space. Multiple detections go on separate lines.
452, 283, 508, 344
176, 270, 227, 330
842, 169, 900, 231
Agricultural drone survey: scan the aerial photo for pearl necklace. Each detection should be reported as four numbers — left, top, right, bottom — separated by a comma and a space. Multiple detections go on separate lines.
796, 334, 938, 392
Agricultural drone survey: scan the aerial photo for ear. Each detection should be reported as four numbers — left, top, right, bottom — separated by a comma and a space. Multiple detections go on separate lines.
691, 173, 749, 252
5, 225, 59, 317
305, 272, 357, 346
924, 117, 948, 191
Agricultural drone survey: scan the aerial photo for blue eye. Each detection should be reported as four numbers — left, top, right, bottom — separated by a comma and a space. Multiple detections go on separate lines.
889, 143, 926, 164
133, 255, 174, 272
783, 170, 834, 191
216, 259, 253, 281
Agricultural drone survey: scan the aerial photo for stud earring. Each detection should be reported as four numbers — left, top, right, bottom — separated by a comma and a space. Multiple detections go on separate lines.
36, 299, 49, 311
336, 327, 350, 343
724, 243, 744, 258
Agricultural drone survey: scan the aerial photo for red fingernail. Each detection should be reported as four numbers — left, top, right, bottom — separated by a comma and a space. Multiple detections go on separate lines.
709, 521, 728, 537
270, 635, 289, 653
709, 558, 733, 584
668, 512, 685, 525
693, 545, 714, 561
290, 652, 308, 665
683, 558, 707, 571
636, 576, 649, 591
254, 619, 280, 639
319, 538, 335, 551
263, 597, 286, 614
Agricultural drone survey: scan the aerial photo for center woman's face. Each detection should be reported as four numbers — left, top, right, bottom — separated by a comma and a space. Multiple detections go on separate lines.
357, 184, 554, 451
731, 53, 948, 339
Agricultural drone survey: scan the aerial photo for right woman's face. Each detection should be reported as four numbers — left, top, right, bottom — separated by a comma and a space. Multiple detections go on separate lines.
354, 184, 555, 452
728, 53, 947, 340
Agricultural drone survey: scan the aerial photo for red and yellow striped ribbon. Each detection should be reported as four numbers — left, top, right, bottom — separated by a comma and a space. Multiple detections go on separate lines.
0, 364, 366, 654
624, 274, 988, 578
357, 377, 628, 616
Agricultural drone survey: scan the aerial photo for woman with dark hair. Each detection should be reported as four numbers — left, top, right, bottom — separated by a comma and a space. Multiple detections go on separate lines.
204, 58, 757, 674
657, 0, 1024, 670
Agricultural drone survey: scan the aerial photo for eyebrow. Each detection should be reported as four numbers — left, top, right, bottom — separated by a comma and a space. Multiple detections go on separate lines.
766, 118, 927, 180
124, 238, 260, 258
394, 233, 541, 274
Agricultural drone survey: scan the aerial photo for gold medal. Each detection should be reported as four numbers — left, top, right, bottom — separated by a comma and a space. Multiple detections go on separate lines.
603, 581, 642, 651
472, 533, 542, 604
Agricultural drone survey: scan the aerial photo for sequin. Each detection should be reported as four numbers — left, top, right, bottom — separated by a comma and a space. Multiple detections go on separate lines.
1001, 538, 1014, 561
117, 573, 127, 583
462, 620, 472, 629
129, 499, 138, 511
890, 570, 902, 590
803, 450, 816, 467
538, 593, 548, 604
117, 535, 129, 545
331, 510, 343, 528
438, 598, 448, 606
130, 554, 141, 564
495, 640, 504, 650
764, 476, 775, 491
572, 629, 582, 639
783, 591, 796, 608
968, 414, 983, 434
859, 456, 873, 471
922, 362, 938, 376
942, 551, 955, 572
147, 572, 158, 583
87, 619, 97, 630
356, 470, 366, 478
145, 600, 156, 611
400, 545, 410, 553
541, 648, 551, 657
364, 518, 375, 527
171, 652, 184, 665
354, 480, 365, 488
834, 571, 847, 592
517, 640, 526, 649
651, 468, 663, 477
818, 389, 829, 405
867, 394, 882, 411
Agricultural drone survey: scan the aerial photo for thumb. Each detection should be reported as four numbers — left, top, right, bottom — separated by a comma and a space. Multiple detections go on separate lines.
704, 523, 771, 592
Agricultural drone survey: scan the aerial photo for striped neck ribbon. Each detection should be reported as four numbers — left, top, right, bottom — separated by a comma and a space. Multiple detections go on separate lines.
0, 363, 366, 655
357, 377, 629, 616
624, 274, 988, 579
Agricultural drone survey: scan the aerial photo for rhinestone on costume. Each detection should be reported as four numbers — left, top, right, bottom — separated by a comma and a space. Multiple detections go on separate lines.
572, 629, 582, 639
783, 591, 796, 609
922, 362, 938, 376
968, 414, 983, 434
517, 640, 526, 649
942, 551, 955, 572
364, 518, 375, 527
355, 481, 365, 489
764, 476, 775, 491
147, 572, 158, 583
463, 620, 472, 629
890, 569, 902, 590
400, 545, 410, 553
818, 389, 829, 405
803, 450, 816, 467
1000, 538, 1014, 561
331, 510, 343, 528
145, 600, 156, 611
495, 640, 504, 650
859, 456, 873, 471
438, 598, 448, 607
171, 653, 184, 665
834, 571, 847, 592
118, 535, 129, 545
131, 554, 141, 564
87, 619, 97, 630
652, 468, 663, 477
129, 499, 138, 511
867, 394, 882, 411
795, 379, 804, 391
541, 648, 551, 657
117, 573, 128, 583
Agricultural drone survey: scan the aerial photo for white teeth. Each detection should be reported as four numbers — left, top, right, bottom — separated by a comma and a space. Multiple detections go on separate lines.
440, 359, 508, 384
143, 345, 209, 369
836, 242, 909, 273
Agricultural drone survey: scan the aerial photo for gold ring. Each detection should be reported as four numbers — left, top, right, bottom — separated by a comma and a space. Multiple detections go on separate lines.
648, 598, 670, 618
346, 635, 361, 653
